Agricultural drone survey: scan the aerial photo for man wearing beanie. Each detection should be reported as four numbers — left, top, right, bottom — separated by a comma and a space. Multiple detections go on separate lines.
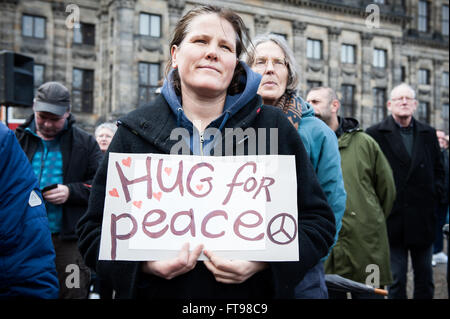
15, 82, 103, 299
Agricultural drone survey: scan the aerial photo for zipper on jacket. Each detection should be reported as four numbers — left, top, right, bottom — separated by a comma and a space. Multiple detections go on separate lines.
200, 131, 204, 156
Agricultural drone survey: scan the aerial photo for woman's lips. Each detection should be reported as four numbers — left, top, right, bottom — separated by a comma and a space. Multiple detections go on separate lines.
262, 81, 277, 87
198, 65, 220, 73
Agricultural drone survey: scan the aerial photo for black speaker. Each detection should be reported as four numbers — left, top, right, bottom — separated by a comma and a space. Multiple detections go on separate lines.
0, 51, 34, 107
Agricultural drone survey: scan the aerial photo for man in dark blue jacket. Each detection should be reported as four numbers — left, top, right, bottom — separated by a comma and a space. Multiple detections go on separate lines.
0, 121, 59, 298
15, 82, 103, 298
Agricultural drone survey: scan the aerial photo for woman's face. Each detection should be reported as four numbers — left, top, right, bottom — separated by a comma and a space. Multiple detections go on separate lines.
171, 13, 238, 98
96, 128, 114, 152
251, 41, 289, 105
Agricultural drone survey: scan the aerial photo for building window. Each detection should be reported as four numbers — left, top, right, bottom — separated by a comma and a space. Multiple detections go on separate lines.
443, 72, 449, 88
341, 44, 356, 64
139, 62, 160, 106
372, 88, 386, 123
139, 13, 161, 37
401, 66, 406, 82
442, 103, 449, 120
72, 68, 94, 113
442, 104, 449, 132
418, 69, 430, 85
22, 15, 45, 39
443, 5, 449, 36
33, 64, 45, 96
373, 0, 385, 3
373, 49, 387, 68
418, 101, 429, 123
307, 80, 322, 92
418, 1, 429, 32
73, 23, 95, 45
271, 32, 287, 40
307, 39, 322, 60
341, 85, 355, 117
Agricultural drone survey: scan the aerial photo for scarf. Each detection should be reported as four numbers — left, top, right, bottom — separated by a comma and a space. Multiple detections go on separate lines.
274, 90, 302, 130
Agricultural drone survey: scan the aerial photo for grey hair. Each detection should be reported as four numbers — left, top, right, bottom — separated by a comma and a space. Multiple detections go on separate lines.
390, 83, 416, 100
95, 122, 117, 137
245, 33, 299, 91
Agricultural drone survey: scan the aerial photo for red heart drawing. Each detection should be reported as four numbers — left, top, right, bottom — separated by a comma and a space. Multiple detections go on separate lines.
196, 184, 203, 191
133, 201, 142, 209
109, 188, 119, 198
164, 167, 172, 176
122, 157, 132, 167
153, 192, 162, 201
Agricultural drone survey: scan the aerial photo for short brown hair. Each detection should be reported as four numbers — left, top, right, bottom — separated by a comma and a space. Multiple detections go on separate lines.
165, 5, 250, 96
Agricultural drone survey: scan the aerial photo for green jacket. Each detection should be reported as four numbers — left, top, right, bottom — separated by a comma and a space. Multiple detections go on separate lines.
324, 117, 396, 286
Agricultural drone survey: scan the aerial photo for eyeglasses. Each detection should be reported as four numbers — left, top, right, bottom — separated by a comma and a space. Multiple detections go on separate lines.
253, 57, 287, 71
391, 96, 415, 103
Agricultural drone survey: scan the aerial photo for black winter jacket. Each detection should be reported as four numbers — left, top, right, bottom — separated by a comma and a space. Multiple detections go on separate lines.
366, 116, 445, 246
77, 94, 335, 299
15, 114, 103, 240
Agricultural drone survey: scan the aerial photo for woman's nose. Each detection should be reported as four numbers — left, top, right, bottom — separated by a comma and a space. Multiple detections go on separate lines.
205, 44, 218, 60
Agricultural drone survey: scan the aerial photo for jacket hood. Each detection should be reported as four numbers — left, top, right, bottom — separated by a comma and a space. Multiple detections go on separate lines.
298, 95, 315, 118
336, 116, 360, 138
161, 61, 261, 134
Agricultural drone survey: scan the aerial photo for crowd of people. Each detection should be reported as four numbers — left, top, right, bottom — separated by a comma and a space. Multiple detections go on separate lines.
0, 4, 448, 300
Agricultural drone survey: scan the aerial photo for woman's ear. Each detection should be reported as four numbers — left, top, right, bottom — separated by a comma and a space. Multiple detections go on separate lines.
171, 45, 178, 69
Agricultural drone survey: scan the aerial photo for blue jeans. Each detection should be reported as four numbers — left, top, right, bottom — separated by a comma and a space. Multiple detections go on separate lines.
294, 261, 328, 299
388, 243, 434, 299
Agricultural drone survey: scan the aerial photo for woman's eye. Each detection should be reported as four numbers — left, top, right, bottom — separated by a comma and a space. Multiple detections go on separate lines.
194, 39, 206, 44
221, 45, 231, 51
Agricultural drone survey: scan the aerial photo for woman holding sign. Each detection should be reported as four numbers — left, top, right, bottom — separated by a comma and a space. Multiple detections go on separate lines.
77, 5, 335, 299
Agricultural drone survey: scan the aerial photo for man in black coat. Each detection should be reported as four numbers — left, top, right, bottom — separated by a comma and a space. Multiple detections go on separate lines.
366, 83, 445, 299
15, 82, 103, 298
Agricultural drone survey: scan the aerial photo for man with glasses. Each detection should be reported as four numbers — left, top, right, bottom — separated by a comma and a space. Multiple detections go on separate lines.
366, 83, 445, 299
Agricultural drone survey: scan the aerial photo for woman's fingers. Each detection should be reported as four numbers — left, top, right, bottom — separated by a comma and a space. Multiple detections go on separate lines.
142, 243, 204, 280
203, 250, 268, 284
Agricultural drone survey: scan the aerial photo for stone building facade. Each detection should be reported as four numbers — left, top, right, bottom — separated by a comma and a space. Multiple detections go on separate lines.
0, 0, 448, 132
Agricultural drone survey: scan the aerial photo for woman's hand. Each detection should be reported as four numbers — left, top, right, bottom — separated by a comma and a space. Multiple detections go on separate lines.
203, 249, 268, 284
141, 243, 203, 280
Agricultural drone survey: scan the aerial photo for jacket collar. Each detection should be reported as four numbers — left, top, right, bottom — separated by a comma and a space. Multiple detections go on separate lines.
117, 94, 263, 154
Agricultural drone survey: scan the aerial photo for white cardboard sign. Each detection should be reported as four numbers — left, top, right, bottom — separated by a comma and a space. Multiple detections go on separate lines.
98, 153, 299, 261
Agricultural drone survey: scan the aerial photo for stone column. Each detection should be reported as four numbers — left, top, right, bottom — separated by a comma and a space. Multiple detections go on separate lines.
51, 1, 69, 83
0, 0, 18, 51
360, 32, 373, 127
168, 0, 185, 36
327, 26, 341, 93
391, 37, 403, 86
408, 55, 419, 89
97, 6, 110, 118
292, 21, 307, 95
433, 59, 443, 127
254, 14, 270, 36
111, 0, 136, 115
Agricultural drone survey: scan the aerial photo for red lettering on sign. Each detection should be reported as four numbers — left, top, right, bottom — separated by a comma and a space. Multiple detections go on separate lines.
170, 209, 196, 237
233, 210, 264, 241
186, 162, 214, 198
201, 210, 228, 238
142, 209, 168, 238
110, 213, 137, 260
